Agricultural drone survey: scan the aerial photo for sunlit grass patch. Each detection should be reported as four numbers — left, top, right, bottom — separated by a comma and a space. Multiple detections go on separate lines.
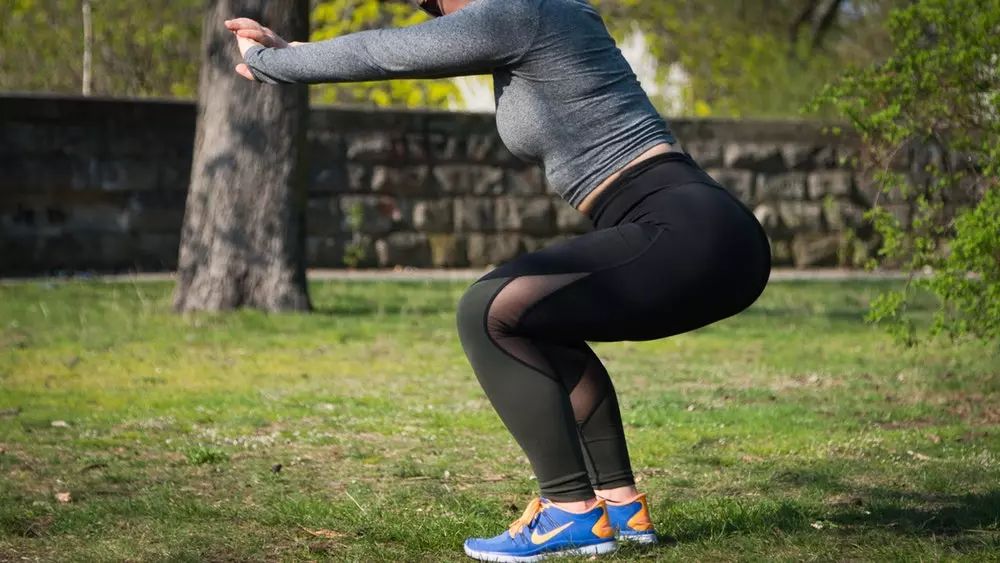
0, 279, 997, 561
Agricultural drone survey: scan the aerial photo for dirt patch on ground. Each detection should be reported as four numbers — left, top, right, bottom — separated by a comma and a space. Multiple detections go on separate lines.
943, 393, 1000, 425
873, 419, 939, 430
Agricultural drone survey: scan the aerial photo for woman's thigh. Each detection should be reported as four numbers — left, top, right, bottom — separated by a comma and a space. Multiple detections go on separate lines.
475, 188, 769, 344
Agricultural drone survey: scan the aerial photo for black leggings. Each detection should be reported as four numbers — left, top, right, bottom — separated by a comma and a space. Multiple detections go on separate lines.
456, 152, 771, 501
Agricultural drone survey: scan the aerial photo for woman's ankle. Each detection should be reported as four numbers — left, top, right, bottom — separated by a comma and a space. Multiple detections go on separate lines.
593, 485, 641, 504
547, 497, 598, 513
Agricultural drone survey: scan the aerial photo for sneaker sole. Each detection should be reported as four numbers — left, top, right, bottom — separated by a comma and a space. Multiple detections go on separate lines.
618, 532, 658, 545
463, 540, 617, 562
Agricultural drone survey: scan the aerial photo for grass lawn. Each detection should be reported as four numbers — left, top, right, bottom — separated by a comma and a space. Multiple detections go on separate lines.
1, 278, 998, 562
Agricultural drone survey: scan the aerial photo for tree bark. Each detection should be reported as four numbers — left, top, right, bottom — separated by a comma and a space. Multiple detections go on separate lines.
810, 0, 845, 50
174, 0, 311, 313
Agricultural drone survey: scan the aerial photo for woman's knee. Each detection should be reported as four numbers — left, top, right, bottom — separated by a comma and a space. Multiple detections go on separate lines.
456, 278, 505, 343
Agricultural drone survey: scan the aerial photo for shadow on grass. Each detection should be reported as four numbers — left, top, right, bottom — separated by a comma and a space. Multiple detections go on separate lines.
762, 465, 1000, 538
742, 306, 867, 322
831, 489, 1000, 537
312, 303, 456, 317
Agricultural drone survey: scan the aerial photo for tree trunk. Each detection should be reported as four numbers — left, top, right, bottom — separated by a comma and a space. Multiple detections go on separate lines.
81, 0, 93, 95
174, 0, 311, 313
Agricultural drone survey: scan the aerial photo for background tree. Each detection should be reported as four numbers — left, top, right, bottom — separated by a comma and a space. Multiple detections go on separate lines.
594, 0, 900, 117
1, 0, 902, 117
173, 0, 312, 312
0, 0, 202, 97
814, 0, 1000, 342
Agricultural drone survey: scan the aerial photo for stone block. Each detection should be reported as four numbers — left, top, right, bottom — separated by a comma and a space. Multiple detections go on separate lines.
412, 199, 454, 233
338, 195, 400, 236
157, 158, 192, 191
815, 145, 841, 168
454, 197, 495, 232
106, 125, 169, 157
706, 169, 754, 203
129, 206, 184, 235
0, 123, 52, 155
768, 238, 793, 266
723, 143, 786, 173
343, 235, 378, 268
309, 160, 351, 193
1, 204, 40, 235
71, 204, 132, 233
371, 165, 431, 195
307, 236, 345, 267
505, 166, 546, 195
835, 145, 861, 167
375, 232, 431, 267
683, 141, 724, 167
0, 155, 85, 192
135, 233, 179, 269
856, 178, 906, 205
466, 233, 522, 267
822, 198, 866, 230
426, 132, 460, 161
0, 235, 36, 274
433, 165, 504, 195
884, 203, 912, 227
780, 143, 821, 170
306, 198, 342, 236
777, 201, 823, 230
521, 236, 548, 253
807, 171, 854, 199
782, 143, 840, 170
100, 159, 158, 191
423, 125, 514, 163
756, 172, 807, 201
753, 203, 781, 234
98, 234, 135, 269
309, 131, 345, 160
125, 191, 187, 234
428, 234, 468, 267
38, 234, 96, 271
495, 197, 554, 235
466, 133, 501, 162
42, 206, 69, 227
791, 233, 841, 268
554, 200, 592, 234
345, 164, 369, 192
345, 131, 405, 161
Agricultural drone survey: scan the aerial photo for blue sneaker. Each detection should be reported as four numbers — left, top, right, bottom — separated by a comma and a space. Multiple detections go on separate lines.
603, 493, 658, 544
463, 498, 617, 562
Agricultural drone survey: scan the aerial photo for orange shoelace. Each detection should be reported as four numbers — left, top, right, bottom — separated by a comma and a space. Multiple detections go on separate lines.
508, 498, 546, 538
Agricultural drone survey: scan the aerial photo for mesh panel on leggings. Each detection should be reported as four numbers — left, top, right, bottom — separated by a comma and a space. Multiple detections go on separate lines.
485, 273, 589, 378
535, 341, 612, 426
569, 353, 612, 425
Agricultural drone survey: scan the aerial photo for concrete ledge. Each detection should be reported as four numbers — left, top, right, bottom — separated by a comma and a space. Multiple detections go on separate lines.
0, 268, 911, 285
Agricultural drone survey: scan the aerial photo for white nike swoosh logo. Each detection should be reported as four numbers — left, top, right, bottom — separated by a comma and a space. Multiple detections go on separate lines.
531, 522, 573, 544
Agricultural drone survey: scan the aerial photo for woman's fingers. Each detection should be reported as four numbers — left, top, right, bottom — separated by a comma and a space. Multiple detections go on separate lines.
224, 17, 263, 31
235, 64, 255, 81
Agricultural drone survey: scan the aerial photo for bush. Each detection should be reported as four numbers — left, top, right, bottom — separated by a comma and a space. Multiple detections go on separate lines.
813, 0, 1000, 343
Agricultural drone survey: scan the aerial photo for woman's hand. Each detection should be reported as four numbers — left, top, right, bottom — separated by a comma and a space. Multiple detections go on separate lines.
224, 18, 305, 81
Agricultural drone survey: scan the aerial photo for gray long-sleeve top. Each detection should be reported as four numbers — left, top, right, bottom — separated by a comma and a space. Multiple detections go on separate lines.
243, 0, 677, 208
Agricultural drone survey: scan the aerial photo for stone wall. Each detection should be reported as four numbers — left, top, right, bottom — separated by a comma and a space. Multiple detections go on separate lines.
1, 94, 879, 275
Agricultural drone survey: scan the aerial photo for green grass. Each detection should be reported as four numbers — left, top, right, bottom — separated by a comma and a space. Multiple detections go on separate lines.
0, 278, 998, 562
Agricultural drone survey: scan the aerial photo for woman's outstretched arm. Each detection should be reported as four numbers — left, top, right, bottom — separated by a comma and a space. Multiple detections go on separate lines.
236, 0, 538, 85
